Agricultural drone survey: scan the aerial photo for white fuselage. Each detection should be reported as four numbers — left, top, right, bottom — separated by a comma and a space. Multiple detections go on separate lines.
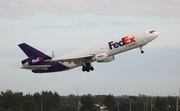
57, 30, 159, 70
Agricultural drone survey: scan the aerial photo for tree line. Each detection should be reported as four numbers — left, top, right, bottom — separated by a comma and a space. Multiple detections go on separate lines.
0, 89, 179, 111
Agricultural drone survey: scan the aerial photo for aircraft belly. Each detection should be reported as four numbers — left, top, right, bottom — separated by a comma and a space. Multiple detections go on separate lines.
32, 62, 68, 73
61, 62, 80, 69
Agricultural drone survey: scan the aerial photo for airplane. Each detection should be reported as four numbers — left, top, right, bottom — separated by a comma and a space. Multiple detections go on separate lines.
18, 30, 159, 73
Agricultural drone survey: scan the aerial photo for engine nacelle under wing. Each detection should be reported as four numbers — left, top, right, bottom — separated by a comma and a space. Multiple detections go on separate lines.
95, 53, 115, 62
103, 55, 115, 62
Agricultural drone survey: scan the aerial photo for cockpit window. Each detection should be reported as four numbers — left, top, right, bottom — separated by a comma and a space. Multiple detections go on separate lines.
150, 30, 156, 34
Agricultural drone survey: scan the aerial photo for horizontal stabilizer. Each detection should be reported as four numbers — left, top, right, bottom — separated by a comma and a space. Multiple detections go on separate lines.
21, 65, 51, 70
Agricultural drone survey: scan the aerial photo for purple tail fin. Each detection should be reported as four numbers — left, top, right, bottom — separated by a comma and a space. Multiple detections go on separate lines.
18, 43, 52, 64
18, 43, 46, 57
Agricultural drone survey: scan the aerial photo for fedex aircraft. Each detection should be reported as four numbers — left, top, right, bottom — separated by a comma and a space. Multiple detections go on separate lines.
18, 30, 159, 73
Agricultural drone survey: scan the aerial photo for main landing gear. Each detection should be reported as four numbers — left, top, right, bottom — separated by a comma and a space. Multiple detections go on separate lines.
82, 62, 94, 72
139, 46, 144, 54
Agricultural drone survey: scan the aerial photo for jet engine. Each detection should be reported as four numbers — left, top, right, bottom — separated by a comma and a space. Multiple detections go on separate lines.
95, 53, 115, 62
45, 51, 55, 59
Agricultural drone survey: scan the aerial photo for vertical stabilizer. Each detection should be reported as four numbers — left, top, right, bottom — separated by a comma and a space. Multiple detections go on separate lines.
18, 43, 52, 64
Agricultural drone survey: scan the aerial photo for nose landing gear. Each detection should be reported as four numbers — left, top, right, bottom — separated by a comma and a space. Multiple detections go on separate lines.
139, 46, 144, 54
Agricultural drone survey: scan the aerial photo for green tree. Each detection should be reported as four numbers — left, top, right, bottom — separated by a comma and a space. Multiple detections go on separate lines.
80, 94, 94, 111
103, 94, 117, 111
23, 100, 38, 111
94, 95, 106, 105
32, 92, 41, 111
51, 103, 67, 111
154, 96, 168, 111
41, 91, 60, 111
119, 98, 129, 111
67, 94, 80, 107
0, 90, 23, 110
167, 96, 176, 111
0, 107, 6, 111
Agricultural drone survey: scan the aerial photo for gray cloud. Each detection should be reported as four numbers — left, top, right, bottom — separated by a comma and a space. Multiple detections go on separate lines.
35, 22, 98, 29
109, 22, 135, 26
0, 0, 180, 18
35, 25, 73, 29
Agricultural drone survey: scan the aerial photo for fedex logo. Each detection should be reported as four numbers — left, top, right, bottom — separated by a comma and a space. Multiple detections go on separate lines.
108, 36, 136, 50
97, 55, 104, 58
32, 57, 43, 63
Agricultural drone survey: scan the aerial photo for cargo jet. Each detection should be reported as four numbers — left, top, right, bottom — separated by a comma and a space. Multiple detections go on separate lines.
18, 30, 159, 73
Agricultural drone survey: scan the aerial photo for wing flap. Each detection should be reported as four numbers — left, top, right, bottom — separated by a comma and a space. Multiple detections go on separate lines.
52, 54, 94, 63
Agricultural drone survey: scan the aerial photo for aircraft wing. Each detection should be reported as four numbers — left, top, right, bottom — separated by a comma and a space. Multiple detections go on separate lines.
21, 65, 51, 70
52, 54, 95, 63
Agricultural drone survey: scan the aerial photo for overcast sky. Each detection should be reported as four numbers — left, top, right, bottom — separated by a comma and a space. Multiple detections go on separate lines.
0, 0, 180, 96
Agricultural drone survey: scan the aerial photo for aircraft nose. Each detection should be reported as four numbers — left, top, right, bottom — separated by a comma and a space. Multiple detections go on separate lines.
149, 30, 159, 40
155, 32, 159, 37
152, 32, 159, 39
149, 30, 159, 38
